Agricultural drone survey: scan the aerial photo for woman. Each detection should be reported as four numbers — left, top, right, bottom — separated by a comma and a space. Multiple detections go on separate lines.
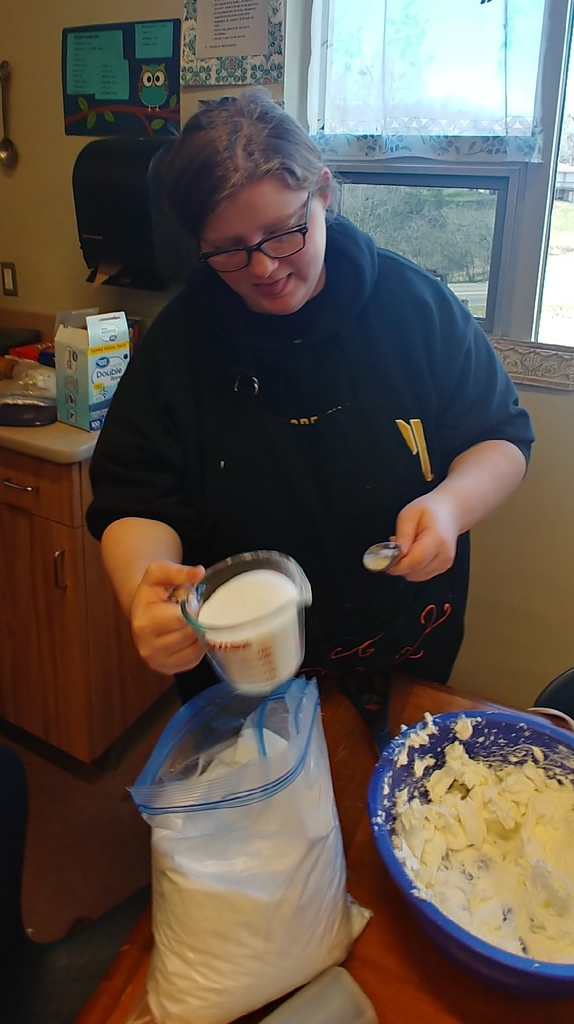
86, 88, 534, 741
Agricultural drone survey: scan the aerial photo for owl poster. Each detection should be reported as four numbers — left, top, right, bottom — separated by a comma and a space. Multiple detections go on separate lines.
63, 19, 181, 138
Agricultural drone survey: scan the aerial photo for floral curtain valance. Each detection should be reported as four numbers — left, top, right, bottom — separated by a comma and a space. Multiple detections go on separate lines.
308, 0, 546, 163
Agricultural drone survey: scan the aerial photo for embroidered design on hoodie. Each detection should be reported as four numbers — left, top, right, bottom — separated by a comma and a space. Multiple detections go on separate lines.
289, 405, 344, 425
396, 418, 434, 481
394, 603, 452, 663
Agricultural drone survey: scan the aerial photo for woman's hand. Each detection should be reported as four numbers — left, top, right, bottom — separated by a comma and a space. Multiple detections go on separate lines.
386, 491, 460, 582
129, 561, 206, 675
100, 518, 208, 675
386, 440, 527, 582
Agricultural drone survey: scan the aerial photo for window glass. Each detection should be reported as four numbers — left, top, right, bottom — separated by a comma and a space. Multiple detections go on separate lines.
538, 32, 574, 347
339, 179, 504, 326
309, 0, 545, 163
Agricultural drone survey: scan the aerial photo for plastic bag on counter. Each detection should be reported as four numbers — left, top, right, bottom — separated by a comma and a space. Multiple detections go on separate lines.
130, 677, 372, 1024
259, 967, 379, 1024
10, 358, 56, 399
0, 359, 57, 426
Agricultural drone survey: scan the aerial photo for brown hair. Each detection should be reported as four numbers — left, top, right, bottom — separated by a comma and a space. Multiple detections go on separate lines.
163, 87, 334, 238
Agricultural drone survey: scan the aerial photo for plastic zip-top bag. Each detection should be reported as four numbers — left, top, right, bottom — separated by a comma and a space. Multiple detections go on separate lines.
130, 677, 371, 1024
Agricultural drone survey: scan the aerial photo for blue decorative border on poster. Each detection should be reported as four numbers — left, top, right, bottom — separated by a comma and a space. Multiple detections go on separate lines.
181, 0, 283, 87
62, 20, 181, 137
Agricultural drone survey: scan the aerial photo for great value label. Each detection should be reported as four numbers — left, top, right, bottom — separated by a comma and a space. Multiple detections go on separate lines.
55, 312, 130, 432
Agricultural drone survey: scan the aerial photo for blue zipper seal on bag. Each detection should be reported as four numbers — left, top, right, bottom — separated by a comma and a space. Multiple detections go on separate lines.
135, 678, 316, 814
253, 677, 308, 757
131, 677, 318, 815
132, 680, 240, 788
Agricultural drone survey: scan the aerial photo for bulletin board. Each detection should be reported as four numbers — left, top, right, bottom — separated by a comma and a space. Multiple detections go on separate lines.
181, 0, 283, 87
62, 20, 181, 138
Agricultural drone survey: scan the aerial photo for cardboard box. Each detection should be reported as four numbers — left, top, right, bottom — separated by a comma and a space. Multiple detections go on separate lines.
55, 312, 130, 431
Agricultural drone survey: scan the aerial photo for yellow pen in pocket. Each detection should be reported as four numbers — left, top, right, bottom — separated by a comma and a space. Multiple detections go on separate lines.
409, 418, 434, 482
395, 418, 417, 455
395, 418, 434, 482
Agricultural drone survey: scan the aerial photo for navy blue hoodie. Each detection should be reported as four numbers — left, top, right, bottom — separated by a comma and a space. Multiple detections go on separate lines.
87, 216, 534, 687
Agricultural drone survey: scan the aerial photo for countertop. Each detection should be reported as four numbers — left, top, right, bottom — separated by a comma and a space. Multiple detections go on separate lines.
0, 379, 98, 463
0, 421, 98, 463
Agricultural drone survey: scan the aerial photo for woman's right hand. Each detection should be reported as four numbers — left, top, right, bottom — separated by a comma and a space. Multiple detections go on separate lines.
129, 561, 206, 676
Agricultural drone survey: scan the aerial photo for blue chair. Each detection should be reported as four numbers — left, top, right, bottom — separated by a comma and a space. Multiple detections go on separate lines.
0, 744, 150, 1024
532, 667, 574, 721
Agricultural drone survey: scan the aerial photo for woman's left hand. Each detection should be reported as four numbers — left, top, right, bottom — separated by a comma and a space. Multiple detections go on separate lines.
385, 440, 528, 582
385, 490, 461, 582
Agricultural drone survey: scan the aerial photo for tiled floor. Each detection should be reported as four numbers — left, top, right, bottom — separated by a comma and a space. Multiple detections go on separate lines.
0, 688, 179, 943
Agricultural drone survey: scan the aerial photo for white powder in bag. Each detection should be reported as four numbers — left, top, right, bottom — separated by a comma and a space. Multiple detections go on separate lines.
147, 711, 370, 1024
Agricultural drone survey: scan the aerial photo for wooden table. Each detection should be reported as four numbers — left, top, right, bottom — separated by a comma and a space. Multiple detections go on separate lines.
74, 676, 574, 1024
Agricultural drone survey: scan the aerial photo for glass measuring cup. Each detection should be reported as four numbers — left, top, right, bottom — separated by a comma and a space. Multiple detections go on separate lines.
175, 550, 313, 695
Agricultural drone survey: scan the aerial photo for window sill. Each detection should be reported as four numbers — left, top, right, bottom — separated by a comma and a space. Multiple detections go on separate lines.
489, 337, 574, 391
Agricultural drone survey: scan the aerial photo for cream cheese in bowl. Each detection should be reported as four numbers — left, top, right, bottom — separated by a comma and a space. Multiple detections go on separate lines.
368, 709, 574, 996
393, 730, 574, 962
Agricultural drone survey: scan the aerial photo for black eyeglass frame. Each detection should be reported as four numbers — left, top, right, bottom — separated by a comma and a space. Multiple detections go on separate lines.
198, 193, 312, 272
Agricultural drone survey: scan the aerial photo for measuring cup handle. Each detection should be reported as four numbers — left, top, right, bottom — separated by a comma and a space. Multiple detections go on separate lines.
166, 582, 195, 604
166, 581, 204, 627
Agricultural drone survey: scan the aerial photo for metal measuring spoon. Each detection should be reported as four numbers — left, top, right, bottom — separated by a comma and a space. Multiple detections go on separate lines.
362, 541, 402, 572
0, 62, 18, 169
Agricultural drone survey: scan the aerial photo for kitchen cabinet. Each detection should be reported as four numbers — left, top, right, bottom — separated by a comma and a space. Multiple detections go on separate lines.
0, 447, 171, 761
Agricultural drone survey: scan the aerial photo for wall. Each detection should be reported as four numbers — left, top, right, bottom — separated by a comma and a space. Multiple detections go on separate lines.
451, 385, 574, 708
0, 0, 280, 322
1, 2, 572, 711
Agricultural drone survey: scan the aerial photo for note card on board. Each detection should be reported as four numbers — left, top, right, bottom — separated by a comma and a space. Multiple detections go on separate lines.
62, 20, 180, 138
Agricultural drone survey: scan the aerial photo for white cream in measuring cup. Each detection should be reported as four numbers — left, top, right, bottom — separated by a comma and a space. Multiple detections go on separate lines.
177, 552, 312, 695
198, 570, 300, 693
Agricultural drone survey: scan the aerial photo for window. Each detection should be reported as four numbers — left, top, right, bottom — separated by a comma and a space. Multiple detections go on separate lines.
309, 0, 545, 163
538, 31, 574, 346
337, 172, 508, 333
285, 0, 574, 355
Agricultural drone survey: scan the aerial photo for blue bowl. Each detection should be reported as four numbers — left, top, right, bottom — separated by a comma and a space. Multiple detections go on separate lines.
368, 709, 574, 998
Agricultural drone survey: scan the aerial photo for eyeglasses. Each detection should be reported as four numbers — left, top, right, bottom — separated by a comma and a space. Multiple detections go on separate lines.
199, 193, 312, 273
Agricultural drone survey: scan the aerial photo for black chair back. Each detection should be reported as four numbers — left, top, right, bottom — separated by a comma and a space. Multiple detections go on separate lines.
533, 667, 574, 719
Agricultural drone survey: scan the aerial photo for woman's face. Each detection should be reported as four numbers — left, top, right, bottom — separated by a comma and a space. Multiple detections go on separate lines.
200, 175, 330, 315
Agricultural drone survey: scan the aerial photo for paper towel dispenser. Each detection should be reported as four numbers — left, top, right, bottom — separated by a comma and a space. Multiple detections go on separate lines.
72, 137, 195, 291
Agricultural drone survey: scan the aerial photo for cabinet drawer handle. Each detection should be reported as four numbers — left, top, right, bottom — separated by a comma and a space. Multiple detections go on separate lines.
54, 549, 67, 589
2, 477, 38, 493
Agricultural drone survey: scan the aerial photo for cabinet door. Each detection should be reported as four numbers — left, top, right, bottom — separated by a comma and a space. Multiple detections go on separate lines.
0, 503, 93, 759
0, 447, 82, 524
79, 462, 173, 758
